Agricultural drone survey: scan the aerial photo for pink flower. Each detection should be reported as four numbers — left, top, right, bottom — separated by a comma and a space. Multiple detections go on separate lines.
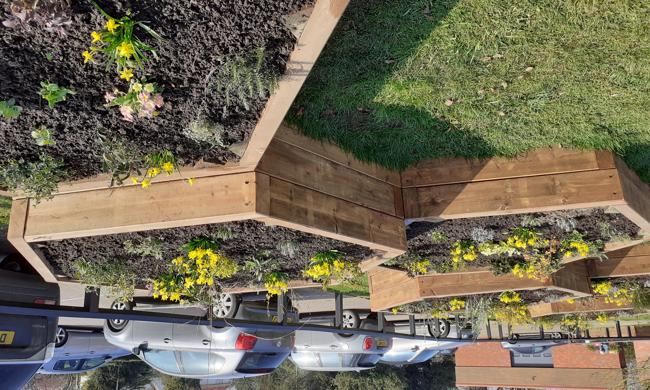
138, 92, 151, 103
104, 91, 116, 103
119, 105, 134, 122
153, 94, 164, 108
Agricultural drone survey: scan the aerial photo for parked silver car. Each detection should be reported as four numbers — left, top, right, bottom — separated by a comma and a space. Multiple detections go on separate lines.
380, 336, 466, 366
290, 328, 392, 372
104, 294, 295, 379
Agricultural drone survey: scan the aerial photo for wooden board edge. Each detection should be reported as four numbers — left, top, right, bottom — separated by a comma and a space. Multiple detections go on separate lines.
239, 0, 351, 167
7, 199, 58, 282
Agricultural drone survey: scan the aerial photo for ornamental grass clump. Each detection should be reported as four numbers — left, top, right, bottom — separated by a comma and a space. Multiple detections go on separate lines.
304, 250, 358, 288
152, 238, 238, 306
105, 80, 164, 122
85, 2, 161, 75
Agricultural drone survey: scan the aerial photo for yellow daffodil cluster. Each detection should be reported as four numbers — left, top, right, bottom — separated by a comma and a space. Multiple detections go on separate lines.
450, 240, 478, 267
123, 150, 188, 190
596, 313, 610, 324
404, 258, 431, 276
592, 281, 633, 306
263, 272, 289, 299
491, 303, 531, 325
448, 298, 466, 311
499, 291, 522, 304
561, 240, 591, 259
506, 228, 540, 250
303, 250, 357, 288
83, 5, 160, 78
152, 243, 238, 303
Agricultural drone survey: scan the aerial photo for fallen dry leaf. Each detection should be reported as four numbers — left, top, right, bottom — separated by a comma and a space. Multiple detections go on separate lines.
525, 66, 534, 72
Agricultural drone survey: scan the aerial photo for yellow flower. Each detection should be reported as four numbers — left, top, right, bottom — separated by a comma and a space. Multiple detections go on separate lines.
172, 256, 184, 266
147, 167, 161, 178
82, 50, 94, 63
130, 177, 139, 185
448, 298, 466, 311
170, 292, 181, 302
391, 307, 399, 315
119, 69, 134, 81
91, 31, 102, 43
117, 41, 135, 58
105, 18, 119, 33
187, 177, 195, 186
596, 313, 609, 324
565, 298, 575, 304
131, 82, 143, 92
162, 162, 174, 174
141, 178, 151, 189
499, 291, 522, 304
184, 277, 195, 289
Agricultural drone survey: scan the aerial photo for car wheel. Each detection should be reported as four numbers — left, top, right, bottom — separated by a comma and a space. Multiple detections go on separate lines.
55, 327, 68, 348
507, 334, 520, 344
107, 300, 132, 332
213, 293, 239, 318
427, 319, 451, 338
341, 310, 360, 329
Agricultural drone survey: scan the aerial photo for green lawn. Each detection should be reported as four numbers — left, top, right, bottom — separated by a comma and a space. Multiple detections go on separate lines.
327, 273, 370, 297
289, 0, 650, 182
0, 197, 10, 226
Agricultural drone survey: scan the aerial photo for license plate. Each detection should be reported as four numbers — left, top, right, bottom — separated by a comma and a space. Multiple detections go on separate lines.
376, 338, 388, 348
0, 331, 15, 345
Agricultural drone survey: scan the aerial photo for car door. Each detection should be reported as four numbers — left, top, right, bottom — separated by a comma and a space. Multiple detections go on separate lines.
132, 321, 174, 351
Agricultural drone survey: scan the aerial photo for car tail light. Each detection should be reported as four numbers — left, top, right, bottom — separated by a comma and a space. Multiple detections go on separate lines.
363, 337, 374, 351
34, 298, 56, 305
235, 333, 257, 350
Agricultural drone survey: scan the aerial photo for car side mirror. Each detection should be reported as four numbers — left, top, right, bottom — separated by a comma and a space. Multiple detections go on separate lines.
132, 342, 150, 355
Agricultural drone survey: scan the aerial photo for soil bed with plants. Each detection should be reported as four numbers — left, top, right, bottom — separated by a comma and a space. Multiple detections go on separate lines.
37, 220, 374, 290
1, 0, 312, 188
391, 209, 641, 278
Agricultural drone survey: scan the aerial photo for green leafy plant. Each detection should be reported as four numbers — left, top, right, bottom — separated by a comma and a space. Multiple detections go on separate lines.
0, 99, 22, 120
212, 48, 277, 116
123, 237, 164, 260
243, 257, 277, 283
277, 240, 299, 258
73, 259, 137, 303
403, 257, 430, 276
184, 119, 225, 148
40, 81, 75, 108
99, 135, 141, 186
105, 80, 164, 122
430, 231, 446, 244
85, 2, 161, 74
31, 126, 55, 146
0, 154, 65, 203
213, 228, 236, 241
263, 271, 289, 299
304, 250, 358, 288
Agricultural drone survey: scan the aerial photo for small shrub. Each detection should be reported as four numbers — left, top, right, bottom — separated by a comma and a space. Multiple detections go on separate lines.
448, 297, 465, 311
489, 256, 525, 275
491, 303, 532, 325
450, 240, 478, 268
31, 126, 55, 147
2, 0, 71, 35
153, 238, 238, 306
592, 280, 634, 306
430, 231, 447, 244
123, 237, 163, 260
263, 271, 289, 299
560, 231, 602, 259
277, 240, 299, 258
0, 99, 22, 120
184, 120, 225, 148
85, 3, 161, 74
104, 80, 164, 122
470, 227, 495, 243
213, 228, 236, 241
0, 154, 65, 203
212, 48, 277, 117
403, 258, 430, 276
40, 81, 75, 108
243, 257, 277, 283
135, 150, 179, 189
99, 136, 141, 186
73, 259, 137, 303
499, 291, 522, 304
520, 215, 542, 227
597, 221, 631, 243
552, 216, 577, 233
304, 250, 358, 288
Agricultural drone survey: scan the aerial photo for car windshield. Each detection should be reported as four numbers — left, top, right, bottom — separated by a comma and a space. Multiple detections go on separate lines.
81, 357, 106, 370
179, 351, 225, 375
53, 359, 81, 371
236, 352, 289, 374
513, 346, 549, 354
0, 363, 41, 389
142, 350, 181, 374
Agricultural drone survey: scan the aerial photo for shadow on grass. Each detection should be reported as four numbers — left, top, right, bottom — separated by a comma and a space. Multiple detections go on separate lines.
288, 0, 499, 170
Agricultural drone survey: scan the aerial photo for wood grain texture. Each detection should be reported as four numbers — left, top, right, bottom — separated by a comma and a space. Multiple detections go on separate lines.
615, 157, 650, 235
403, 169, 625, 219
528, 296, 633, 318
24, 173, 258, 242
590, 243, 650, 277
257, 138, 400, 216
239, 0, 350, 166
455, 367, 624, 389
7, 199, 57, 282
262, 177, 407, 252
402, 148, 611, 188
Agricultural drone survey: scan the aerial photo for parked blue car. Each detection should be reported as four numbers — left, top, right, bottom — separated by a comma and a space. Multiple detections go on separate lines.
38, 327, 130, 375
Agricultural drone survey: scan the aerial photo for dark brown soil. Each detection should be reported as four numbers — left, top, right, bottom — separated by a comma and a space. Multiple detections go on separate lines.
399, 208, 641, 271
37, 220, 374, 288
1, 0, 312, 179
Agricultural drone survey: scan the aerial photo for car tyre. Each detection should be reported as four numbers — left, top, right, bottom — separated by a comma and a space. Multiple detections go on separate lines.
427, 319, 451, 338
107, 300, 133, 332
55, 327, 68, 348
341, 310, 360, 329
212, 293, 239, 318
507, 333, 520, 344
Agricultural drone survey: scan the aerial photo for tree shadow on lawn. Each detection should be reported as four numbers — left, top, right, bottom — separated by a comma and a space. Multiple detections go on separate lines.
288, 0, 500, 171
